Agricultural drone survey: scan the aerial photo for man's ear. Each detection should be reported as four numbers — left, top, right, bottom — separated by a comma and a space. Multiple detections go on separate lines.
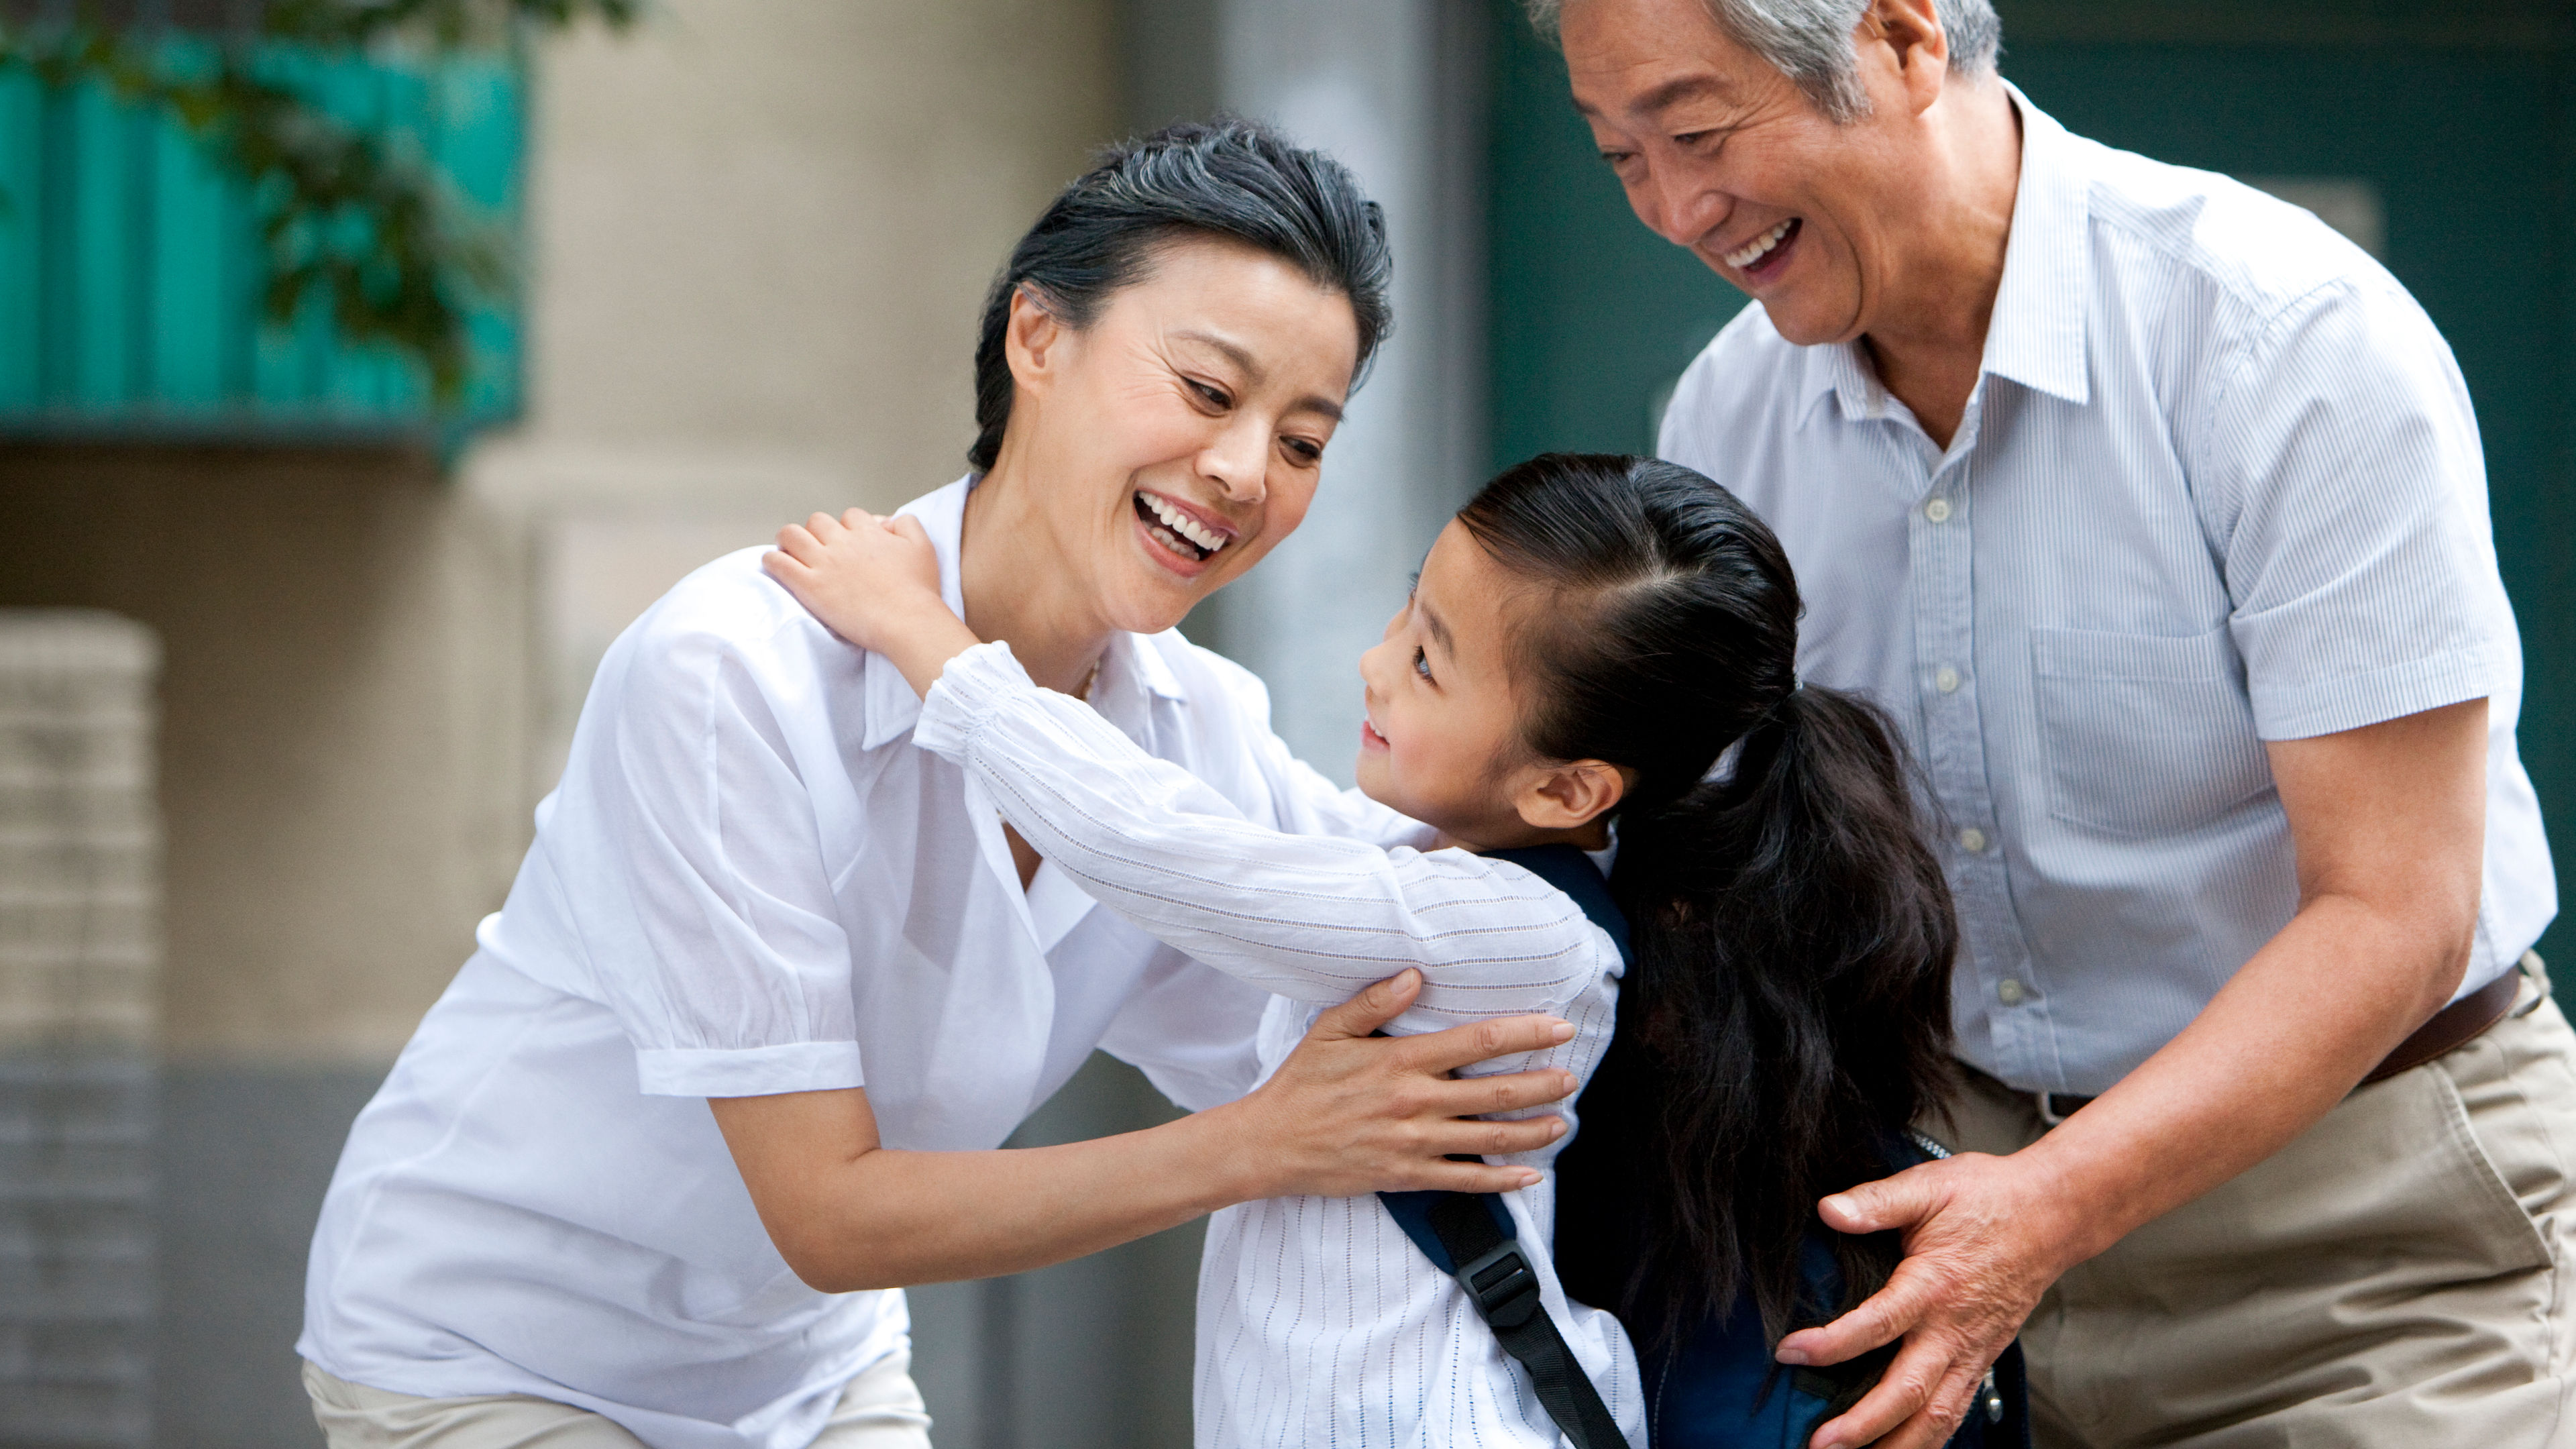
1515, 759, 1630, 832
1858, 0, 1950, 114
1003, 286, 1068, 397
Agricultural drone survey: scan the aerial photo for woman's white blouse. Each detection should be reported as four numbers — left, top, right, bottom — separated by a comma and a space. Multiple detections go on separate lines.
297, 478, 1425, 1449
917, 641, 1647, 1449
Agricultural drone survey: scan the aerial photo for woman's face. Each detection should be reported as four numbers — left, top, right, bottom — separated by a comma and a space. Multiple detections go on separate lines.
996, 235, 1362, 635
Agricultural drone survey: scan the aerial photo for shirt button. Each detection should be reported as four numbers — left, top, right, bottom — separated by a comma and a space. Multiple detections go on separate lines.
1924, 497, 1953, 523
1935, 666, 1961, 694
1996, 978, 2028, 1006
1959, 826, 1988, 853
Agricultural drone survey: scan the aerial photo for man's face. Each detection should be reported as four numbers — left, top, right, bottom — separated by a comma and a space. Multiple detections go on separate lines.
1562, 0, 1932, 346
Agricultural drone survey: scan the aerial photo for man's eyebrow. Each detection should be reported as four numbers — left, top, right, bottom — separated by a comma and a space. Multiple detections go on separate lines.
1584, 73, 1731, 123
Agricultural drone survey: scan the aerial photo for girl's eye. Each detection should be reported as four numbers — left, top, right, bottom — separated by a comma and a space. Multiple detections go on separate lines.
1412, 646, 1434, 682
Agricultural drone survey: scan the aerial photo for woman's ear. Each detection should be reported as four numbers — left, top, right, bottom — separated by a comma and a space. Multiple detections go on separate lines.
1003, 286, 1067, 396
1515, 759, 1630, 832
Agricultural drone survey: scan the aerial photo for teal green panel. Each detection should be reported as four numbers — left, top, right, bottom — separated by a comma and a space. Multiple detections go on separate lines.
1487, 0, 1753, 470
0, 71, 40, 409
68, 82, 137, 407
0, 37, 524, 440
149, 105, 231, 409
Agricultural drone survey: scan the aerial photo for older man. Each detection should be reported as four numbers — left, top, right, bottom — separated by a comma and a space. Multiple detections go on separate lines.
1540, 0, 2571, 1446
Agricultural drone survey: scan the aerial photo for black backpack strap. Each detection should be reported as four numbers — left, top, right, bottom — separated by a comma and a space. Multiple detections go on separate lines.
1381, 1187, 1631, 1449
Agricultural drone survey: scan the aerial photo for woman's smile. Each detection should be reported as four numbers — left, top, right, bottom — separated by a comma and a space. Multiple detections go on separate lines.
1131, 488, 1236, 577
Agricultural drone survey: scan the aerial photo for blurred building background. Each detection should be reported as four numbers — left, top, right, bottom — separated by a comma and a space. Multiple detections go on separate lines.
0, 0, 2566, 1445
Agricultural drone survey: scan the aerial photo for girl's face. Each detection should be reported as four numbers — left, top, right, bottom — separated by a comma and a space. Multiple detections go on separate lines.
994, 235, 1361, 636
1356, 521, 1627, 849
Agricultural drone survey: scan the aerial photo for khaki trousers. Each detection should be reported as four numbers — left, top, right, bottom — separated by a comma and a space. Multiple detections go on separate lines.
303, 1352, 933, 1449
1933, 959, 2576, 1448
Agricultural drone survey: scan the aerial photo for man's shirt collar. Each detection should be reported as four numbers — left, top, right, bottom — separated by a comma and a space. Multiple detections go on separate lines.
1799, 85, 2092, 428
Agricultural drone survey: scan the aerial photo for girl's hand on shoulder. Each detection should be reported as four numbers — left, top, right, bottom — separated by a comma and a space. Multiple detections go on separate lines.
765, 509, 947, 654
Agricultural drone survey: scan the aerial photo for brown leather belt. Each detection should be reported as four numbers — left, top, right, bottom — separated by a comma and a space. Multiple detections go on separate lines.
1988, 954, 2534, 1127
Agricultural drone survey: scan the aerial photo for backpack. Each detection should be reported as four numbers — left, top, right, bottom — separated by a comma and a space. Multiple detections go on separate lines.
1380, 843, 2031, 1449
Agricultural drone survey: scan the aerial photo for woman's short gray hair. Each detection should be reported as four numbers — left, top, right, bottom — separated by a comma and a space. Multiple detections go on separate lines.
1530, 0, 2000, 122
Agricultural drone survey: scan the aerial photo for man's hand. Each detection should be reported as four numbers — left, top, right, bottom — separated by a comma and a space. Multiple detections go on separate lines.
765, 509, 980, 695
1218, 967, 1578, 1199
1778, 698, 2492, 1449
1777, 1150, 2091, 1448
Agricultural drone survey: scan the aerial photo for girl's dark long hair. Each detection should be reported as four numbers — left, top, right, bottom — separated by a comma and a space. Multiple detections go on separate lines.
1458, 453, 1958, 1345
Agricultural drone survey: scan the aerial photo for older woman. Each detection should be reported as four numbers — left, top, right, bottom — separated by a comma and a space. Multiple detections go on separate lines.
297, 121, 1576, 1449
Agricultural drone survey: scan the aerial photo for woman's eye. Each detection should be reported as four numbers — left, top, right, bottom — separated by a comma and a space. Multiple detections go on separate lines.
1282, 437, 1322, 464
1412, 646, 1434, 682
1190, 380, 1232, 409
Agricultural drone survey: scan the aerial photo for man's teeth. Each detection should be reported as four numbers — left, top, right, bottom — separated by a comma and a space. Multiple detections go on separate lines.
1723, 219, 1794, 270
1140, 493, 1227, 555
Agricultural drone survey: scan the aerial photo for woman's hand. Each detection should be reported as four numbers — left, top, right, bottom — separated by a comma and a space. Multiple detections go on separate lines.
1208, 968, 1578, 1199
765, 510, 980, 696
712, 969, 1576, 1292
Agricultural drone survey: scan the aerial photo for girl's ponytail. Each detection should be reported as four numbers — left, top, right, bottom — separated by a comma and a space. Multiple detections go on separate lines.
1457, 454, 1956, 1346
1616, 683, 1955, 1343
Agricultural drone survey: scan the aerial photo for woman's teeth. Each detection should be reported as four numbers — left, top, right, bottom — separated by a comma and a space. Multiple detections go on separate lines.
1723, 219, 1794, 270
1137, 492, 1228, 561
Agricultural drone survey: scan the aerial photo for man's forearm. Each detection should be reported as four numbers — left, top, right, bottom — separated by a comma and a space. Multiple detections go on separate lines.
2002, 888, 2471, 1267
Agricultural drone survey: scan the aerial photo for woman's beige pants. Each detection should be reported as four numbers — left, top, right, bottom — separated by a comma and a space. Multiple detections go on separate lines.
1939, 956, 2576, 1448
303, 1352, 933, 1448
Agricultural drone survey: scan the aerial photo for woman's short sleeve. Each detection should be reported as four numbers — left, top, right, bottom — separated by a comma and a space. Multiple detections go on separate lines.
564, 607, 867, 1099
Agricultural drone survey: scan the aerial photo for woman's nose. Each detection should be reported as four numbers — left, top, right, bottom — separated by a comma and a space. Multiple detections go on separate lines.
1202, 426, 1269, 504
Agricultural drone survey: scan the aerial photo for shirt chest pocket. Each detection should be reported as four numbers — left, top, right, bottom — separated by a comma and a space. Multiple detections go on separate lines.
2030, 624, 2274, 837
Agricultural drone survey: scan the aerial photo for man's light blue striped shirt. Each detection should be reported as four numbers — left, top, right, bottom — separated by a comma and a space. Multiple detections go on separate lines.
1660, 91, 2555, 1096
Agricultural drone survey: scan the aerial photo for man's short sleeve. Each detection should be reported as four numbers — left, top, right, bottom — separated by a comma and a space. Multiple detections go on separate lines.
2201, 276, 2517, 740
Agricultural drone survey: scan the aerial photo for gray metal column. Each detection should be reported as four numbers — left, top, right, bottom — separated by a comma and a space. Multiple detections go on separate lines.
1132, 0, 1491, 783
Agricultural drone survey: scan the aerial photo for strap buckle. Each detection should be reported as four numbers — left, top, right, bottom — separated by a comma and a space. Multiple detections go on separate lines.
1454, 1240, 1543, 1328
2034, 1091, 2075, 1127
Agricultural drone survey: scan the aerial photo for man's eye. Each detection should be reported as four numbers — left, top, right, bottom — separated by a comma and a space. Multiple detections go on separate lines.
1413, 646, 1434, 682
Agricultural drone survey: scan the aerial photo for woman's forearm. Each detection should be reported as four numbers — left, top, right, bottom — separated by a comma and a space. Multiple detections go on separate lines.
710, 977, 1581, 1295
714, 1089, 1266, 1292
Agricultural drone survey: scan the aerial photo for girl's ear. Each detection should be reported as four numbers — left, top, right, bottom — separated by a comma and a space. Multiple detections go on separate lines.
1004, 286, 1067, 394
1515, 759, 1630, 832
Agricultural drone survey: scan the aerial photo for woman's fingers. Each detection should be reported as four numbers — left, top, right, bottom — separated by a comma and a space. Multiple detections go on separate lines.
1400, 1013, 1576, 1075
1416, 1108, 1568, 1159
1408, 1065, 1577, 1122
1304, 969, 1424, 1041
1388, 1157, 1548, 1194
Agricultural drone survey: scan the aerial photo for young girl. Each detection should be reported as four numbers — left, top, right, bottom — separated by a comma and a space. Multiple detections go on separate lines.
765, 452, 1958, 1448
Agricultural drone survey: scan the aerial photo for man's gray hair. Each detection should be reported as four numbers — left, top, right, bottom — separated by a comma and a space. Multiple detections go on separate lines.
1529, 0, 2001, 121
